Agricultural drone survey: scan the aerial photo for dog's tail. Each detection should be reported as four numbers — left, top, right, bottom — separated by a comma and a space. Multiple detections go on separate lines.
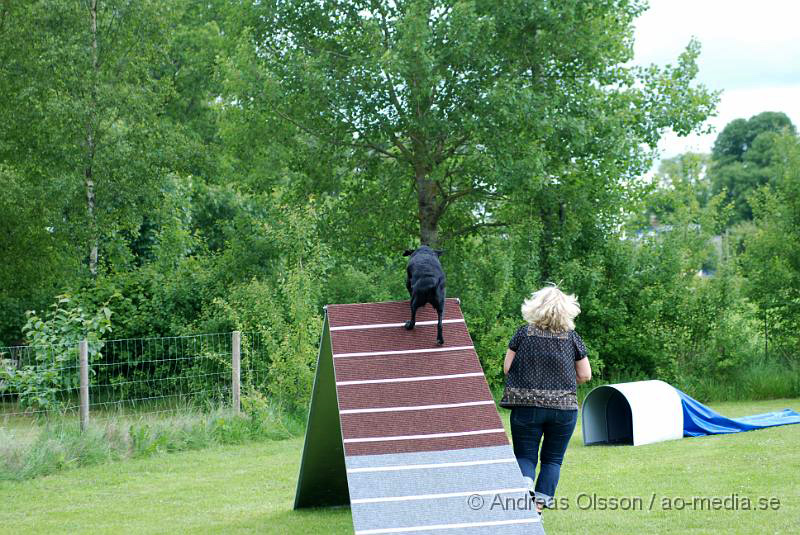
412, 276, 438, 292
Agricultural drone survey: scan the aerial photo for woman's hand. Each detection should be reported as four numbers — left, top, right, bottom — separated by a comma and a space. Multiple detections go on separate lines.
504, 348, 516, 375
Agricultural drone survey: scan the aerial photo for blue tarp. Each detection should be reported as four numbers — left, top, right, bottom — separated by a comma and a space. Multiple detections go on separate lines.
676, 389, 800, 437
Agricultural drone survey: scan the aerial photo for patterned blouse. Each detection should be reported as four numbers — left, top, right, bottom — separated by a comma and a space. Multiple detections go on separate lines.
499, 324, 589, 410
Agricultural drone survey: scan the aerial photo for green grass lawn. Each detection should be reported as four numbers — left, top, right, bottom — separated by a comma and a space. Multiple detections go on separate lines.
1, 398, 799, 534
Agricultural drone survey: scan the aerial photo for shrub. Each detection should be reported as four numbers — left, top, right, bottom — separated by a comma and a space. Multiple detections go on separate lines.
0, 294, 114, 410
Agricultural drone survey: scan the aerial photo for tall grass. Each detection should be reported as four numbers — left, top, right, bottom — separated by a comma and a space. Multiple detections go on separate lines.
0, 394, 304, 481
576, 360, 800, 404
683, 359, 800, 402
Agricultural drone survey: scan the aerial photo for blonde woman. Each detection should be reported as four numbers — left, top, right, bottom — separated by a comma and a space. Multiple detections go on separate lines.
500, 286, 592, 516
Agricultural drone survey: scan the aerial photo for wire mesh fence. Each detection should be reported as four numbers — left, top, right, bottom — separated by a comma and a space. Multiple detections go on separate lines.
0, 331, 268, 429
0, 343, 82, 421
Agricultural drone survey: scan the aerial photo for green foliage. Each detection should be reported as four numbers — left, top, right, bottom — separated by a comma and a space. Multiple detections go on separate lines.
0, 163, 82, 344
642, 153, 713, 217
2, 0, 795, 420
0, 366, 60, 412
709, 111, 797, 223
0, 295, 114, 410
22, 294, 114, 362
0, 0, 183, 271
0, 0, 223, 340
561, 155, 760, 388
200, 201, 331, 414
225, 0, 716, 249
445, 234, 518, 387
739, 133, 800, 360
685, 359, 800, 402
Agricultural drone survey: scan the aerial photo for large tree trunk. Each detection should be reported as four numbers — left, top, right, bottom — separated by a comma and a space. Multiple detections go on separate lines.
85, 0, 98, 277
415, 168, 441, 248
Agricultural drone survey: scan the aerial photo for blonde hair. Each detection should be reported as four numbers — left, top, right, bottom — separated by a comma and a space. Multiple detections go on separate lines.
521, 285, 581, 332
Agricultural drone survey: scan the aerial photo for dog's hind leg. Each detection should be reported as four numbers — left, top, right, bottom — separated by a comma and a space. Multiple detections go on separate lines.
404, 297, 418, 331
433, 294, 445, 345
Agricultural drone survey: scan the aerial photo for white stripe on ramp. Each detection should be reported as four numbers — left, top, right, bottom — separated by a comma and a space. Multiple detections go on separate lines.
333, 346, 474, 358
344, 428, 506, 443
346, 457, 517, 473
339, 400, 494, 414
351, 487, 530, 504
336, 372, 484, 386
330, 319, 464, 331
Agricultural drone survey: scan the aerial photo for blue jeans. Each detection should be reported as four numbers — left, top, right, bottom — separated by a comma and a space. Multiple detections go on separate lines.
510, 406, 578, 508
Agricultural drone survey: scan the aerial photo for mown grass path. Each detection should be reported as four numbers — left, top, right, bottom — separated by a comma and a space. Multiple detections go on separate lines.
1, 399, 798, 534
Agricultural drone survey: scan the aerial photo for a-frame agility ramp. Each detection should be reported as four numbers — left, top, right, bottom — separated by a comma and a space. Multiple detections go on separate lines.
295, 298, 544, 535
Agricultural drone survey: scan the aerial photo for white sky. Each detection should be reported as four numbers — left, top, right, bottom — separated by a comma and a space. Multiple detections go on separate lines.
632, 0, 800, 166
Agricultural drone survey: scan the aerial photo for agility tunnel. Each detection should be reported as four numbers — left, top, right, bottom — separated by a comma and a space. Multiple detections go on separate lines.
295, 299, 544, 535
582, 379, 800, 446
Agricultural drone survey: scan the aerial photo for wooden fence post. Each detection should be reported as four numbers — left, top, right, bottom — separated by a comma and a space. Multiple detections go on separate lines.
232, 331, 241, 414
79, 340, 89, 432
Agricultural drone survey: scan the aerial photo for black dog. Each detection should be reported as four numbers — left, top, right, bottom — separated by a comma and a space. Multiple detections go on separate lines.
403, 246, 446, 345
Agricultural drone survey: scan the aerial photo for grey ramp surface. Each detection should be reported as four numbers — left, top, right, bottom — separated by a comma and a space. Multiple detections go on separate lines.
351, 492, 539, 533
348, 461, 526, 499
348, 444, 543, 535
344, 444, 517, 469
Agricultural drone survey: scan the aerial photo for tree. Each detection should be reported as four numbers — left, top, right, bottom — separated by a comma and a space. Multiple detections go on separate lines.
224, 0, 717, 249
709, 111, 797, 224
740, 132, 800, 360
634, 152, 712, 230
0, 1, 176, 278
